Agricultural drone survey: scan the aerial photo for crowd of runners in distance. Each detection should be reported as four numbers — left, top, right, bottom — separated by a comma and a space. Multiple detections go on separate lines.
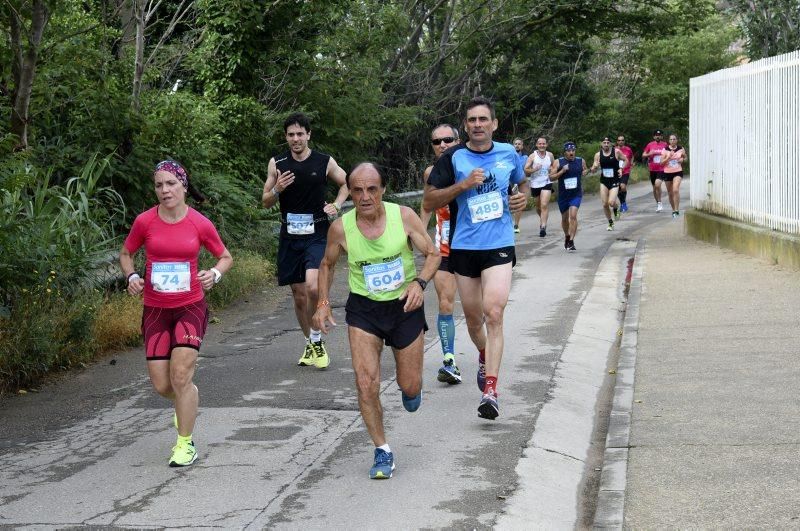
119, 99, 686, 478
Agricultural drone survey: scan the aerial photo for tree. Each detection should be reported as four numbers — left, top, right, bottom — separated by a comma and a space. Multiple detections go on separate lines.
2, 0, 50, 150
730, 0, 800, 59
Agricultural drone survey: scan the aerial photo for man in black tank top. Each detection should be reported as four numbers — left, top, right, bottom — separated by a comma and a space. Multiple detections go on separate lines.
262, 112, 348, 369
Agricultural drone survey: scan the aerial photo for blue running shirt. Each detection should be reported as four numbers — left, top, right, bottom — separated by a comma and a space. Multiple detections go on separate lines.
428, 143, 525, 250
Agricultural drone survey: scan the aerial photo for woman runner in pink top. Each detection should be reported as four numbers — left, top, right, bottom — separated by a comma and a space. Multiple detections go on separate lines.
660, 134, 687, 218
119, 160, 232, 468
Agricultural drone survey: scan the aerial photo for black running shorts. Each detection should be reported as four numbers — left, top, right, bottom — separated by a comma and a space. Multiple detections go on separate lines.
277, 234, 326, 286
345, 292, 428, 349
448, 247, 516, 279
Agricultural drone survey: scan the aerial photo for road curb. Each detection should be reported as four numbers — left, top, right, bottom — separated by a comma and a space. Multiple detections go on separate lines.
593, 238, 646, 529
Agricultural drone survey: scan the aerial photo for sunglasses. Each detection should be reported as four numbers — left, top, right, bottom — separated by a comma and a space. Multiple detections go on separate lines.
431, 137, 456, 145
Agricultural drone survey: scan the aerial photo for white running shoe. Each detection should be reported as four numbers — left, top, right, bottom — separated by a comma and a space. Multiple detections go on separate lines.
656, 202, 663, 212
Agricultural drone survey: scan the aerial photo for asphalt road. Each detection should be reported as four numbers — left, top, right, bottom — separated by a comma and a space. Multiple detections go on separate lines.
0, 181, 682, 529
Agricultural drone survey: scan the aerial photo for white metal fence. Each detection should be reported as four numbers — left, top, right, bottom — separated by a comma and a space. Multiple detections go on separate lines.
690, 49, 800, 235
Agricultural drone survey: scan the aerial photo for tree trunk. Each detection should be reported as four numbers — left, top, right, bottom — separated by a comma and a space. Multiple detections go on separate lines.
8, 0, 49, 151
131, 0, 145, 111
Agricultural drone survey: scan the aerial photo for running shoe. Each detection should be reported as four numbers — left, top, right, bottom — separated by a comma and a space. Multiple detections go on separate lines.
477, 356, 486, 392
401, 391, 421, 412
514, 225, 520, 234
369, 448, 395, 479
614, 208, 620, 221
310, 340, 329, 369
539, 227, 546, 237
297, 341, 314, 366
168, 439, 197, 467
567, 240, 577, 252
620, 202, 628, 213
437, 355, 462, 385
656, 202, 663, 212
672, 211, 680, 218
564, 235, 570, 250
607, 220, 614, 231
478, 392, 499, 420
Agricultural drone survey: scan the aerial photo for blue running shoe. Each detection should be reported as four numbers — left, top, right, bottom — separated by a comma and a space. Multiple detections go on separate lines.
620, 202, 628, 213
401, 391, 421, 412
478, 392, 499, 420
369, 448, 395, 479
437, 355, 462, 385
477, 356, 486, 392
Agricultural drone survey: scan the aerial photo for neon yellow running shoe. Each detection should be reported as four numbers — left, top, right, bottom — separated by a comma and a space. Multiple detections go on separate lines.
168, 439, 197, 467
297, 341, 315, 366
311, 340, 329, 369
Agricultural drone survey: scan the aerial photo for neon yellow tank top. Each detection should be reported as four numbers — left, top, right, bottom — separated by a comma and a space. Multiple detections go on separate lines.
343, 202, 416, 301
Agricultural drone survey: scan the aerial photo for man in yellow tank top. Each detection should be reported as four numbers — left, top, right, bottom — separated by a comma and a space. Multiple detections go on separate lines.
313, 162, 440, 480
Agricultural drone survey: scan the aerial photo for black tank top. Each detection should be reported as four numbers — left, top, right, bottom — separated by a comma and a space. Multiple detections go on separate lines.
274, 150, 331, 239
599, 149, 619, 179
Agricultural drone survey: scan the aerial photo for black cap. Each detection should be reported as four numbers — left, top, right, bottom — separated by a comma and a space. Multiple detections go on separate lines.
654, 129, 663, 135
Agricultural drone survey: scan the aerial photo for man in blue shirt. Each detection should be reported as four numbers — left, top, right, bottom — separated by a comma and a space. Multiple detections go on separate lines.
422, 96, 530, 420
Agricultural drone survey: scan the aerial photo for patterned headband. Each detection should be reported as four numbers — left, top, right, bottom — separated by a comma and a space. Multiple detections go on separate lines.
154, 160, 188, 188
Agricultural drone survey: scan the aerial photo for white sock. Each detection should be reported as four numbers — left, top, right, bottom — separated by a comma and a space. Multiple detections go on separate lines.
377, 443, 391, 453
309, 329, 322, 343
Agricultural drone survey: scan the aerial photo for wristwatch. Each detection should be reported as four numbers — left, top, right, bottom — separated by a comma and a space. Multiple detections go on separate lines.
414, 277, 428, 290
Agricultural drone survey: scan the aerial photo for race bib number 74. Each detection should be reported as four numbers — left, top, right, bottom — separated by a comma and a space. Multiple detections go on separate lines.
151, 262, 191, 293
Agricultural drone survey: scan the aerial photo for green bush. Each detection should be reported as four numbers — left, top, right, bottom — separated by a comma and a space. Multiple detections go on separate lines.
0, 153, 125, 311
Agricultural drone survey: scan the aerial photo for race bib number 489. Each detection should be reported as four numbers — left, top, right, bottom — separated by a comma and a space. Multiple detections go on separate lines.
363, 257, 405, 294
467, 191, 503, 223
151, 262, 191, 293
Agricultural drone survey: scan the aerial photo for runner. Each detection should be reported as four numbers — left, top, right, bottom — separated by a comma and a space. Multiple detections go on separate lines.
661, 134, 687, 218
422, 96, 530, 420
262, 112, 348, 369
615, 135, 634, 212
512, 137, 527, 234
420, 124, 462, 385
313, 162, 440, 479
642, 129, 668, 212
550, 141, 588, 251
524, 137, 555, 237
120, 160, 233, 467
591, 136, 629, 231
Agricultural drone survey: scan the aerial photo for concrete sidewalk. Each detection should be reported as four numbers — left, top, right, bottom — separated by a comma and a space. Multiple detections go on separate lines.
597, 214, 800, 528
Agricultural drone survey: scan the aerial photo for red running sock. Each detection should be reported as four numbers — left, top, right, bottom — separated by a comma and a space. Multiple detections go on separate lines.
484, 376, 497, 395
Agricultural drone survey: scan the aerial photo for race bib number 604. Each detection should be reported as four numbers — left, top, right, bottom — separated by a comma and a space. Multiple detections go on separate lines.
151, 262, 191, 293
363, 257, 405, 294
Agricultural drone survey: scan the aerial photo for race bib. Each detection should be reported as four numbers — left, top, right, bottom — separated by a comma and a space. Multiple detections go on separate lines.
467, 191, 503, 223
668, 159, 679, 168
602, 168, 614, 178
441, 220, 450, 243
653, 155, 662, 164
151, 262, 191, 293
287, 213, 314, 235
363, 257, 405, 294
564, 177, 578, 190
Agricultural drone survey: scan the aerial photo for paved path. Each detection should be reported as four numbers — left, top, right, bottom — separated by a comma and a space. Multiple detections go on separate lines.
595, 216, 800, 528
